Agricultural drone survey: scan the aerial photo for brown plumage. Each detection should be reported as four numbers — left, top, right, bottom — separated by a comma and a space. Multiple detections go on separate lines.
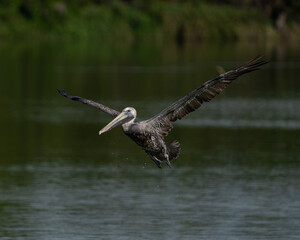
58, 56, 268, 168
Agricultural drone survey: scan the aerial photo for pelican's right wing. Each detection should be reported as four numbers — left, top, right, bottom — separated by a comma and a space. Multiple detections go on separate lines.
57, 89, 120, 117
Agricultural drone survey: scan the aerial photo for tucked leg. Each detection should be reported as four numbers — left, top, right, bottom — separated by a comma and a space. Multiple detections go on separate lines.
162, 145, 172, 168
146, 152, 162, 168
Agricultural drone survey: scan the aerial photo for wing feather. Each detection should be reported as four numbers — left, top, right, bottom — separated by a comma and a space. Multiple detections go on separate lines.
57, 89, 120, 117
146, 55, 268, 137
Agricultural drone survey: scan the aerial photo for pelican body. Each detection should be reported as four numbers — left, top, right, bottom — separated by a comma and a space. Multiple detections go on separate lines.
98, 107, 179, 167
58, 56, 267, 168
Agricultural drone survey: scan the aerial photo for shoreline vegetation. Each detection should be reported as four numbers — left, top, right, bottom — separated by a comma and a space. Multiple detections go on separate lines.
0, 1, 300, 46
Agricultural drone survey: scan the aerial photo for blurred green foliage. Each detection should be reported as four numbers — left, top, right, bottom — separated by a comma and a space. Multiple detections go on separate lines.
0, 0, 299, 44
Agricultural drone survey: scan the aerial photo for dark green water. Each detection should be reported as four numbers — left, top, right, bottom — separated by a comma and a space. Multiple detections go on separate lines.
0, 40, 299, 239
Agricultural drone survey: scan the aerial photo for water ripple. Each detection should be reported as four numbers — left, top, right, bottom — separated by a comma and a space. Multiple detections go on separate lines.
179, 118, 300, 129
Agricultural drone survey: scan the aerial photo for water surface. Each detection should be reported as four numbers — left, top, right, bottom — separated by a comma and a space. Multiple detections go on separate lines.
0, 41, 299, 239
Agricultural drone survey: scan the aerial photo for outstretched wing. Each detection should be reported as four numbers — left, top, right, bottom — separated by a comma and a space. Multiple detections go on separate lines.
145, 55, 268, 137
57, 89, 120, 117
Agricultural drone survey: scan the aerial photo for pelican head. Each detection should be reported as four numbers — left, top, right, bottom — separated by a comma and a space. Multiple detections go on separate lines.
99, 107, 136, 135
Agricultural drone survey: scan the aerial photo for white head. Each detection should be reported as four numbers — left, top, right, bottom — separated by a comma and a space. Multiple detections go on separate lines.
122, 107, 137, 120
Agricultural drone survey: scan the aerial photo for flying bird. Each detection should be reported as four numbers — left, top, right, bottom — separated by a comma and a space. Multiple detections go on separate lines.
58, 56, 267, 168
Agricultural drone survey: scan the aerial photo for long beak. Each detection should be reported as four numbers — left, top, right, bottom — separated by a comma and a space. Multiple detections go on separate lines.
99, 112, 132, 135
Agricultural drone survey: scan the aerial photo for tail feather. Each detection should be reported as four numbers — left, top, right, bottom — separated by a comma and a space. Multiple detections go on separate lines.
167, 140, 181, 161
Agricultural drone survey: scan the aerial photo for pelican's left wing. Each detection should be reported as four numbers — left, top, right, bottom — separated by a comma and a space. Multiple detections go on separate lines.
57, 89, 120, 117
145, 56, 268, 137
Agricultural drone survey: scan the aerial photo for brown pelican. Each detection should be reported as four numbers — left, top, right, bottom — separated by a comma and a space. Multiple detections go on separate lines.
58, 56, 267, 168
